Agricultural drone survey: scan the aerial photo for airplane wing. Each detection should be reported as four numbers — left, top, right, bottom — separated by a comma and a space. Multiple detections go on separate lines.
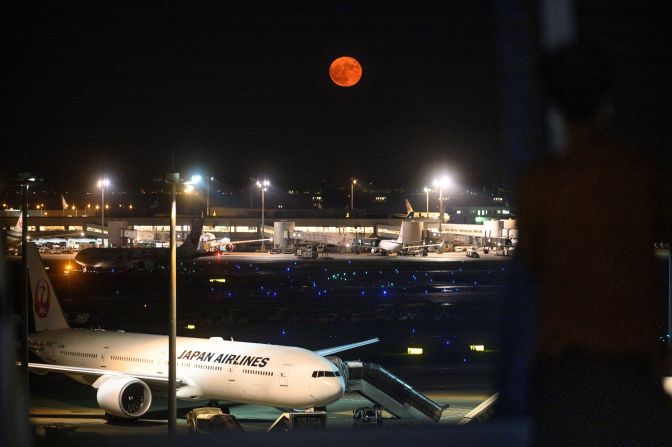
225, 238, 272, 245
202, 238, 272, 251
402, 243, 443, 250
25, 362, 187, 389
314, 338, 379, 357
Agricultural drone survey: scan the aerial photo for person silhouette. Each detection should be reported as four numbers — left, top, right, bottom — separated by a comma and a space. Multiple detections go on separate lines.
517, 43, 672, 446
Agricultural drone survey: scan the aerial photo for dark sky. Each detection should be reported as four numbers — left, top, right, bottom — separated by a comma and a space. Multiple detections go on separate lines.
5, 2, 503, 192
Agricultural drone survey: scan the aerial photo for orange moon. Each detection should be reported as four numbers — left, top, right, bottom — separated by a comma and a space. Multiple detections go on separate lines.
329, 56, 362, 87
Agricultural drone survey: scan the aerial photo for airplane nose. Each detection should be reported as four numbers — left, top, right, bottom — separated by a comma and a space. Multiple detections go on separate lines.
320, 377, 345, 403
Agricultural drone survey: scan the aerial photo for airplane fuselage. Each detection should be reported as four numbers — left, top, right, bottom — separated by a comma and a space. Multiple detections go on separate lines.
74, 247, 172, 269
29, 329, 344, 409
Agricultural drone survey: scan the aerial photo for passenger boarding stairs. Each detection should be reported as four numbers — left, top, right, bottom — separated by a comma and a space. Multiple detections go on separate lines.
328, 358, 446, 423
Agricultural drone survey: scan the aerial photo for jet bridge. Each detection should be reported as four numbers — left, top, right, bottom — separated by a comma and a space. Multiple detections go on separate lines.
329, 358, 445, 423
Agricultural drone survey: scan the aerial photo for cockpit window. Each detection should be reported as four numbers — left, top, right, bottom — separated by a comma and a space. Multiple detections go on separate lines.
311, 370, 340, 377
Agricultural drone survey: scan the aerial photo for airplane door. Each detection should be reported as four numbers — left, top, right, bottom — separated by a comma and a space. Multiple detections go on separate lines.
228, 365, 235, 382
280, 364, 291, 387
101, 346, 109, 368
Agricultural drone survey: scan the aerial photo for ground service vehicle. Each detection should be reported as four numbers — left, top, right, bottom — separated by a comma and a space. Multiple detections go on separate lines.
466, 248, 480, 258
268, 412, 327, 432
186, 407, 243, 433
353, 406, 383, 426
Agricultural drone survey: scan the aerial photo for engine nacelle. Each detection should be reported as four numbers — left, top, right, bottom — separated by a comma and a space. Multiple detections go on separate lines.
96, 376, 152, 418
223, 244, 235, 252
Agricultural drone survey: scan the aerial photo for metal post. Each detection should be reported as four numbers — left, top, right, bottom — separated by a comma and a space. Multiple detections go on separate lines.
167, 173, 178, 434
261, 187, 265, 252
20, 181, 29, 416
350, 182, 354, 210
206, 178, 210, 217
101, 185, 105, 241
426, 190, 429, 216
438, 188, 444, 233
668, 246, 671, 358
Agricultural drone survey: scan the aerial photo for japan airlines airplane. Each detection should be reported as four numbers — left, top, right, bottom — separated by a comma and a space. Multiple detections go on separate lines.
74, 219, 204, 271
25, 243, 378, 419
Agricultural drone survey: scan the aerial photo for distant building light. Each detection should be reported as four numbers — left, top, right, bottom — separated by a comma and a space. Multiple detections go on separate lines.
209, 278, 226, 283
469, 344, 485, 352
186, 324, 196, 330
375, 196, 387, 202
456, 210, 462, 214
407, 347, 423, 355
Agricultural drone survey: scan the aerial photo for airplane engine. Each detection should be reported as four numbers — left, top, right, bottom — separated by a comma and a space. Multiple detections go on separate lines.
223, 244, 235, 252
96, 376, 153, 419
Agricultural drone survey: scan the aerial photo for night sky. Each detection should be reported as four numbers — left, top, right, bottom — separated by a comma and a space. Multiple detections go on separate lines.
5, 2, 505, 192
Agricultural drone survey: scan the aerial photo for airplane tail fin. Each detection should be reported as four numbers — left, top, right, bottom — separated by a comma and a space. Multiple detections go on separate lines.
27, 243, 69, 332
404, 199, 414, 219
177, 218, 204, 257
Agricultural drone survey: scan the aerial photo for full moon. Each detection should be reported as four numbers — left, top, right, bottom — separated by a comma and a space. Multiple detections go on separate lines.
329, 56, 362, 87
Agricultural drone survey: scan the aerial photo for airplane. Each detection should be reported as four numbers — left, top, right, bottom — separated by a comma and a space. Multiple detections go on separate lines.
74, 219, 204, 271
4, 214, 24, 247
203, 237, 273, 253
5, 213, 96, 249
372, 220, 443, 256
25, 242, 379, 419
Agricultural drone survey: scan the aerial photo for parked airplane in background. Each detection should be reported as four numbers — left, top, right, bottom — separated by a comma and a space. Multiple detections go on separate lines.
202, 237, 273, 253
5, 213, 94, 249
373, 220, 443, 256
74, 219, 204, 271
25, 243, 378, 419
4, 214, 23, 247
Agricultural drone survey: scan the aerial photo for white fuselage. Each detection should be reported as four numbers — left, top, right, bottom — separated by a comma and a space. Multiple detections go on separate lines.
74, 247, 172, 269
378, 239, 403, 253
29, 329, 345, 409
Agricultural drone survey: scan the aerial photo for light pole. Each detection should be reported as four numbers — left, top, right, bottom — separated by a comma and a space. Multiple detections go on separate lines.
207, 177, 214, 217
256, 179, 269, 252
163, 173, 200, 434
98, 178, 110, 244
423, 187, 431, 216
432, 175, 453, 233
350, 179, 357, 210
15, 173, 39, 421
164, 172, 179, 435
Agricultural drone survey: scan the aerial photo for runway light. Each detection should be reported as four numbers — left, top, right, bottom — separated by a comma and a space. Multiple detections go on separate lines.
469, 344, 485, 352
407, 347, 423, 355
